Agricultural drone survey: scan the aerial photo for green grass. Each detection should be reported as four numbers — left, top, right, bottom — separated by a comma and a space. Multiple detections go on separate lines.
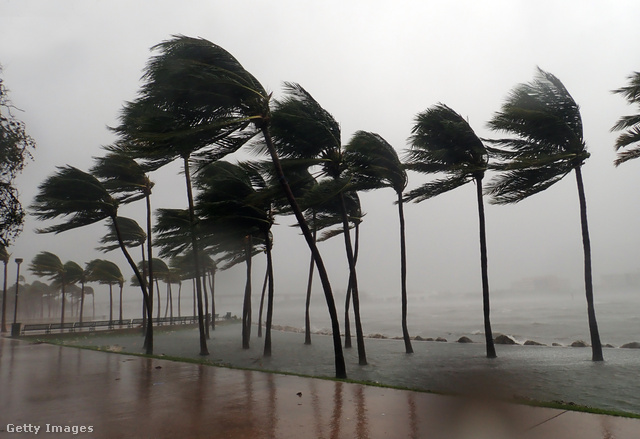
26, 337, 640, 420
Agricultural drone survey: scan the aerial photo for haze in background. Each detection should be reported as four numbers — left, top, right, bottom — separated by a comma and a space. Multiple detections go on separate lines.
2, 1, 640, 337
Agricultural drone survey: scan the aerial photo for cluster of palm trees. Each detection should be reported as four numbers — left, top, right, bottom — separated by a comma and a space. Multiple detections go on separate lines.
22, 35, 640, 379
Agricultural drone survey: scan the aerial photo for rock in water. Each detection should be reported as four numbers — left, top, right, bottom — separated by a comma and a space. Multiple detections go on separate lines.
494, 334, 517, 345
457, 336, 473, 343
524, 340, 546, 346
620, 342, 640, 349
570, 340, 589, 347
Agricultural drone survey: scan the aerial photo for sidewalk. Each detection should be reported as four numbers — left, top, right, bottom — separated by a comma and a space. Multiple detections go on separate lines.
1, 337, 638, 438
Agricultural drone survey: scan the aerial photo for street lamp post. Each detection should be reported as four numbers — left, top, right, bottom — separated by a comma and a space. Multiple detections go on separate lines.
11, 258, 23, 336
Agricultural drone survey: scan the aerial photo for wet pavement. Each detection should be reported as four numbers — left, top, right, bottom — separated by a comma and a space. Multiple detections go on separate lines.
1, 336, 639, 438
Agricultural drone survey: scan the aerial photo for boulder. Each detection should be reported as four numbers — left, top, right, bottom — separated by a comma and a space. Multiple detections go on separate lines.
620, 342, 640, 349
435, 337, 447, 342
413, 335, 425, 341
368, 333, 387, 339
457, 336, 473, 343
524, 340, 546, 346
494, 334, 518, 345
552, 343, 563, 347
570, 340, 589, 347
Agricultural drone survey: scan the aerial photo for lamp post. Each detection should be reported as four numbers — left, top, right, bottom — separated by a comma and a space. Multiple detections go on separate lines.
11, 258, 23, 335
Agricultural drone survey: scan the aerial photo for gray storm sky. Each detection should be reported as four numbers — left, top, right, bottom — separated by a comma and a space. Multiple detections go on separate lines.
2, 0, 640, 302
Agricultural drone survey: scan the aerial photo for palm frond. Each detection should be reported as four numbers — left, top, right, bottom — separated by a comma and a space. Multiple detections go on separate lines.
404, 175, 471, 203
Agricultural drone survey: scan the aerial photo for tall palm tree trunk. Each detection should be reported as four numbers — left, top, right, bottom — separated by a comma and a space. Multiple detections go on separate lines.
111, 215, 152, 353
339, 194, 367, 365
258, 266, 268, 338
209, 271, 215, 330
145, 192, 155, 349
344, 279, 352, 349
263, 230, 275, 357
476, 176, 496, 358
304, 221, 317, 345
202, 272, 209, 338
397, 192, 413, 353
118, 284, 123, 325
242, 235, 253, 349
183, 156, 209, 356
60, 281, 66, 330
79, 283, 85, 324
108, 284, 113, 322
575, 167, 603, 361
261, 126, 346, 379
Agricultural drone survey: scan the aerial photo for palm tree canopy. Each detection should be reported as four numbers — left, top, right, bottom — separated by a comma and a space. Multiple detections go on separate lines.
91, 150, 154, 203
139, 257, 169, 279
112, 35, 268, 170
270, 82, 344, 178
611, 71, 640, 166
0, 244, 8, 264
404, 104, 487, 203
63, 261, 85, 285
86, 259, 124, 286
30, 165, 117, 233
28, 251, 64, 280
485, 68, 589, 204
97, 216, 146, 253
344, 131, 407, 194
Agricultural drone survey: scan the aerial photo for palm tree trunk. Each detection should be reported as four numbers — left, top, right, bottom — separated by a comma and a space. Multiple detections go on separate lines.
178, 282, 182, 318
344, 278, 352, 349
156, 280, 161, 321
2, 261, 8, 333
145, 192, 155, 350
118, 284, 123, 325
242, 235, 253, 349
209, 271, 215, 330
79, 283, 85, 324
108, 284, 113, 322
112, 215, 152, 353
397, 192, 414, 353
263, 230, 275, 357
183, 156, 209, 356
260, 125, 346, 379
339, 194, 367, 365
304, 219, 317, 345
60, 280, 66, 331
202, 272, 209, 338
476, 176, 496, 358
575, 167, 604, 361
258, 266, 268, 338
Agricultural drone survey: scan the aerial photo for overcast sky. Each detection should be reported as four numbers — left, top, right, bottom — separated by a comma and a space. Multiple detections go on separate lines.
2, 0, 640, 307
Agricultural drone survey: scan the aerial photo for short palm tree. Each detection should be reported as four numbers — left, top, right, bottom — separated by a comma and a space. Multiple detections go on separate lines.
486, 68, 603, 361
345, 131, 414, 354
29, 252, 70, 327
611, 71, 640, 165
30, 166, 153, 352
1, 244, 8, 332
63, 261, 86, 323
86, 259, 124, 322
404, 104, 495, 358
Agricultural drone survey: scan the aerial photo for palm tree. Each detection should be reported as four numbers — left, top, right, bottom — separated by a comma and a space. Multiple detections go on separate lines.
92, 151, 156, 333
195, 160, 275, 353
487, 68, 603, 361
116, 35, 345, 377
1, 244, 9, 332
611, 71, 640, 165
30, 165, 153, 352
63, 261, 86, 323
404, 104, 495, 358
345, 131, 414, 353
28, 252, 77, 328
270, 82, 367, 366
86, 259, 124, 323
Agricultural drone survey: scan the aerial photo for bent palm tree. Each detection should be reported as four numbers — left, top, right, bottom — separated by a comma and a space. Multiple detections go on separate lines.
30, 166, 153, 352
117, 35, 345, 378
345, 131, 414, 353
487, 68, 603, 361
86, 259, 124, 323
29, 252, 68, 327
612, 71, 640, 165
404, 104, 495, 358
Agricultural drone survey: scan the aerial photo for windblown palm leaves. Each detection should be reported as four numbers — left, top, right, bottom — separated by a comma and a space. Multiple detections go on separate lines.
345, 131, 413, 354
271, 82, 367, 366
86, 259, 124, 322
487, 68, 603, 361
405, 104, 496, 358
611, 71, 640, 166
30, 165, 153, 352
28, 252, 73, 327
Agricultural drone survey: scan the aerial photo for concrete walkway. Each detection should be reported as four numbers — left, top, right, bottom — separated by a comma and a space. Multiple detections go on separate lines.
1, 337, 638, 438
